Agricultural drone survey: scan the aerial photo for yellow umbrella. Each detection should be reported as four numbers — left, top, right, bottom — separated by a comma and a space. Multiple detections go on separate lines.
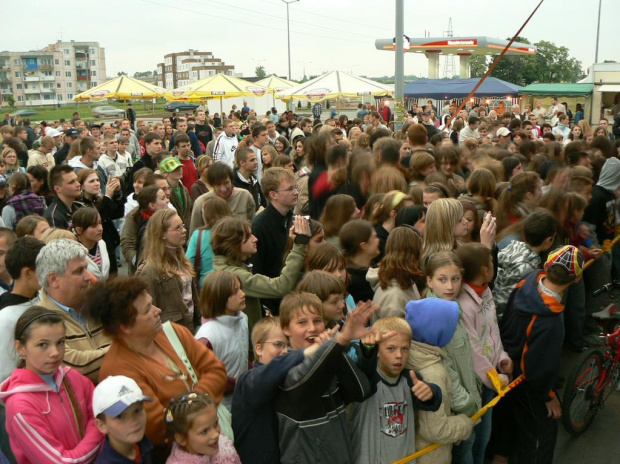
276, 70, 393, 103
255, 74, 298, 93
256, 74, 298, 107
166, 73, 268, 113
72, 75, 167, 101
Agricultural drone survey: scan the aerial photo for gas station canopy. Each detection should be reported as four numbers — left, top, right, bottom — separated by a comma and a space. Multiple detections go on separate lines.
375, 36, 536, 79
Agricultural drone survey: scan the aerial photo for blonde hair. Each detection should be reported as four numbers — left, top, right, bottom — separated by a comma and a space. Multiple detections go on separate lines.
372, 316, 412, 340
423, 198, 463, 261
41, 228, 77, 244
370, 166, 407, 194
143, 209, 194, 277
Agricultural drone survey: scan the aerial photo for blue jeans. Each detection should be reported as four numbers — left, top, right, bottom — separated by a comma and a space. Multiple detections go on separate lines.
473, 384, 495, 464
451, 427, 475, 464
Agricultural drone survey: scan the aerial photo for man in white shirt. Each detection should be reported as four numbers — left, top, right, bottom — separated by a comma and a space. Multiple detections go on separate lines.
546, 97, 566, 123
531, 100, 546, 125
250, 124, 268, 182
459, 116, 480, 143
212, 119, 238, 168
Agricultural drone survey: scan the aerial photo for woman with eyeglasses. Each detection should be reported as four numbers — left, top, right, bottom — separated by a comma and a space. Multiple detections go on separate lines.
88, 276, 226, 464
136, 209, 198, 332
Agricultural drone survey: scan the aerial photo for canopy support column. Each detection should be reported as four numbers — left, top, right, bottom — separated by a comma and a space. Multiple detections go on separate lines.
425, 51, 440, 79
459, 53, 471, 78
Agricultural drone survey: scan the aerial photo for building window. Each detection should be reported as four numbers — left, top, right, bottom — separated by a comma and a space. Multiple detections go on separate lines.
44, 94, 52, 100
14, 71, 21, 77
55, 59, 60, 65
90, 60, 96, 66
67, 82, 72, 88
65, 60, 71, 66
91, 71, 96, 76
90, 82, 97, 88
16, 84, 22, 89
90, 49, 95, 54
17, 96, 23, 102
55, 71, 61, 77
57, 83, 61, 88
57, 94, 63, 100
64, 49, 70, 55
13, 59, 19, 65
67, 93, 73, 99
65, 71, 71, 77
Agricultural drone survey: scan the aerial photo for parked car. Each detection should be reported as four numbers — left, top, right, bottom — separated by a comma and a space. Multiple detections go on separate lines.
92, 105, 126, 118
164, 101, 199, 113
13, 109, 37, 117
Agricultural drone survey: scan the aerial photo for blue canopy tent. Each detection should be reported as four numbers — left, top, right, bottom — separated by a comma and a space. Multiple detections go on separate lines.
404, 77, 522, 99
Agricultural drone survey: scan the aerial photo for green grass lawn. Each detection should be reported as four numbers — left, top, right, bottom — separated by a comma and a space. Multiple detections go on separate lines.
7, 100, 168, 123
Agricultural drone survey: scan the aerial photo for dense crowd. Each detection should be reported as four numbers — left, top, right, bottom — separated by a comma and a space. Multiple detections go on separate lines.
0, 96, 618, 464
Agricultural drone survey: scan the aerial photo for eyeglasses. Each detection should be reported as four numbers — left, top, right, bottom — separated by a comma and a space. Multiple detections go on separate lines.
275, 185, 299, 193
261, 341, 287, 349
169, 224, 186, 232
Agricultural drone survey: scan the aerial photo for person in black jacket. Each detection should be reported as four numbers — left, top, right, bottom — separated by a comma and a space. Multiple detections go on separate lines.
42, 165, 82, 230
499, 245, 584, 464
251, 167, 295, 315
233, 147, 264, 212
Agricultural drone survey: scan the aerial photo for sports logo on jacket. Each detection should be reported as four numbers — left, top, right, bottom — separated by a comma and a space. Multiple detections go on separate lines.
380, 401, 407, 437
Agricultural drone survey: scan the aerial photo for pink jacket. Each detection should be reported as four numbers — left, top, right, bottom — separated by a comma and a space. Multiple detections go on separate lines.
0, 366, 103, 464
457, 284, 511, 390
166, 436, 241, 464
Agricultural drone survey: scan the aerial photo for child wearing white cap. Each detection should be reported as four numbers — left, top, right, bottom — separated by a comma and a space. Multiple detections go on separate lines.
93, 375, 154, 463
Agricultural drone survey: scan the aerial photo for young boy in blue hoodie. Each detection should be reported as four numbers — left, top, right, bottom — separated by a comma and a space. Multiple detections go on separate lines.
351, 316, 442, 464
500, 245, 584, 464
93, 375, 154, 464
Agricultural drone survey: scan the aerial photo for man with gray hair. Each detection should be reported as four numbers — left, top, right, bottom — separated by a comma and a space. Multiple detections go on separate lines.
36, 239, 111, 382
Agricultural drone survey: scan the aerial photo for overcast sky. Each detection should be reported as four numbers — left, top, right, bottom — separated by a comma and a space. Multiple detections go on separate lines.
4, 0, 618, 83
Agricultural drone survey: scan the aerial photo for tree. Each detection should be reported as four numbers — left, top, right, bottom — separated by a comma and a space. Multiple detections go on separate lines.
5, 94, 15, 108
469, 55, 488, 78
133, 71, 153, 79
255, 66, 266, 78
470, 37, 585, 85
117, 71, 127, 76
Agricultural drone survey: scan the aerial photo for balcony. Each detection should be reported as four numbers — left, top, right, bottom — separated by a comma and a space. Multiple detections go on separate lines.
0, 65, 9, 70
77, 75, 88, 81
76, 61, 86, 69
24, 87, 41, 94
40, 75, 55, 81
24, 76, 41, 82
38, 64, 53, 70
40, 87, 55, 93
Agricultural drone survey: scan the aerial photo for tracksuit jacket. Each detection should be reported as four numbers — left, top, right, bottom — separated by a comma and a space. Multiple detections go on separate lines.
500, 270, 564, 403
0, 366, 103, 464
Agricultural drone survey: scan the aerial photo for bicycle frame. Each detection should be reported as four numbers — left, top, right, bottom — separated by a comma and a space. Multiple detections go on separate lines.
583, 327, 620, 405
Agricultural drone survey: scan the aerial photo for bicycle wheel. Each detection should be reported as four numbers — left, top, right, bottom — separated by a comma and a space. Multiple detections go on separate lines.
562, 349, 604, 436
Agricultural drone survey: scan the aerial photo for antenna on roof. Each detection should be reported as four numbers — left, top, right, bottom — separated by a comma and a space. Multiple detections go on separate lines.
442, 18, 456, 79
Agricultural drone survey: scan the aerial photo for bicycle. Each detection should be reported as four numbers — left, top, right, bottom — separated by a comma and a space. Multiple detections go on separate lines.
562, 280, 620, 436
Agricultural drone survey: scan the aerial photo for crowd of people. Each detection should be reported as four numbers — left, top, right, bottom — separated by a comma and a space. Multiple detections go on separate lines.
0, 95, 618, 464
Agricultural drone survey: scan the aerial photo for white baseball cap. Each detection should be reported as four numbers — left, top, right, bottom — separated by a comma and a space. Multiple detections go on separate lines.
496, 127, 511, 137
93, 375, 152, 417
46, 128, 64, 138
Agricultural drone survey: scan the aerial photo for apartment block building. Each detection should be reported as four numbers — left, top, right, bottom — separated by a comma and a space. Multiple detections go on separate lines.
0, 40, 106, 107
156, 49, 234, 89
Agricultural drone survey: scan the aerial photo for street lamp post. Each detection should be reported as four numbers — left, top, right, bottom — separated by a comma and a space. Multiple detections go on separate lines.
394, 0, 405, 132
282, 0, 299, 81
594, 0, 602, 63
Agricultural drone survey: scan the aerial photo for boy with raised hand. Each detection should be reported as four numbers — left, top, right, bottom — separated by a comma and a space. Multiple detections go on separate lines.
500, 245, 585, 464
275, 292, 375, 464
93, 375, 154, 463
351, 316, 442, 464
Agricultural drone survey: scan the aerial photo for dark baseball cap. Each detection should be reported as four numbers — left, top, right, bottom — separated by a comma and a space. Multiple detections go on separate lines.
65, 128, 79, 138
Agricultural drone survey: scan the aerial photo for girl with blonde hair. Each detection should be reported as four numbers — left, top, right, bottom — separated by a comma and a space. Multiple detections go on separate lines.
423, 198, 468, 263
137, 209, 197, 331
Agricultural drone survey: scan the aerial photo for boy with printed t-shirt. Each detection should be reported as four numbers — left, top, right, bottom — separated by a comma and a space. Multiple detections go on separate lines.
500, 245, 584, 464
351, 316, 442, 464
93, 375, 154, 464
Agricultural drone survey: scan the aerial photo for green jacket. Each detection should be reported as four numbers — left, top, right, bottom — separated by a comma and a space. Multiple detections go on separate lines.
213, 243, 306, 332
426, 291, 481, 416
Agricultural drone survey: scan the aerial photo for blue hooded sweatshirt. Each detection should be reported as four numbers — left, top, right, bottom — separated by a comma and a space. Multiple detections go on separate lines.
405, 298, 460, 347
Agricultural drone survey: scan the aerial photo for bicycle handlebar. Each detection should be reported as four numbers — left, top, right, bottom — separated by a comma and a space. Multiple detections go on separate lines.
592, 280, 620, 297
